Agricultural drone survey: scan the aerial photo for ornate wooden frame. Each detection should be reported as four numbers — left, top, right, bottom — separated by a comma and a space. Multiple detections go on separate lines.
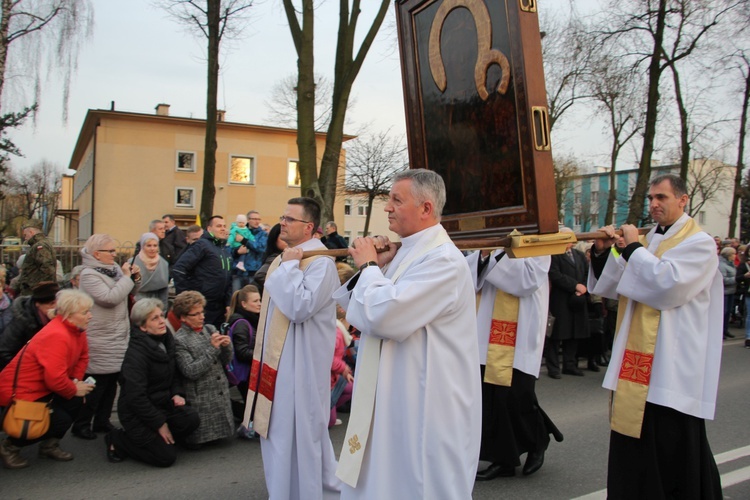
396, 0, 558, 239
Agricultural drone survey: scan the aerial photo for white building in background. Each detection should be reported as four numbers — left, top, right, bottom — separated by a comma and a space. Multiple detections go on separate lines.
342, 195, 398, 243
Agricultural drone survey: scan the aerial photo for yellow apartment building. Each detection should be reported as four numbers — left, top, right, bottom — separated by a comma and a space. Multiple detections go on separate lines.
67, 104, 348, 244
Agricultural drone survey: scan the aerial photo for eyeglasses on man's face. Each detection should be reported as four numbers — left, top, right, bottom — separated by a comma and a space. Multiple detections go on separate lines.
186, 310, 205, 317
97, 249, 117, 254
279, 216, 310, 225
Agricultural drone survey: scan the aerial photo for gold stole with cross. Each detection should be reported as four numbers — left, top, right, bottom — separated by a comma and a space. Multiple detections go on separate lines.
478, 287, 519, 386
610, 218, 702, 438
242, 254, 330, 438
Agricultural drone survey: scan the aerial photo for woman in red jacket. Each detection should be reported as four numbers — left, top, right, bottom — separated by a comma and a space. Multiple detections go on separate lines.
0, 289, 96, 469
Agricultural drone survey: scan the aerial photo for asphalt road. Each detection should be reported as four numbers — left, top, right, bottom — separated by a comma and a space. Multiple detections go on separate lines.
1, 334, 748, 500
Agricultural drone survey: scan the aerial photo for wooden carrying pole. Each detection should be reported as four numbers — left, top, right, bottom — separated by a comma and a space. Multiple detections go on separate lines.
302, 227, 653, 259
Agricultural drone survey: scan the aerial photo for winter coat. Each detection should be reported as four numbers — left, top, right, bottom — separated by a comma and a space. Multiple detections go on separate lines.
252, 252, 281, 295
226, 310, 258, 365
79, 248, 135, 374
234, 226, 267, 273
0, 316, 88, 407
719, 256, 737, 295
16, 232, 57, 296
133, 255, 170, 309
173, 323, 234, 444
117, 328, 187, 446
161, 226, 187, 267
172, 232, 232, 307
0, 296, 50, 370
0, 292, 12, 338
548, 249, 590, 340
736, 262, 750, 295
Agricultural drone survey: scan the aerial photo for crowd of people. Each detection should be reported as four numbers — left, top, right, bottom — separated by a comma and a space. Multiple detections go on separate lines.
0, 172, 736, 499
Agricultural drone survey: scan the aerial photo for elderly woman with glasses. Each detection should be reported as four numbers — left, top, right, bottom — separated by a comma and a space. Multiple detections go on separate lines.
72, 234, 141, 441
105, 298, 200, 466
0, 290, 95, 469
172, 291, 234, 447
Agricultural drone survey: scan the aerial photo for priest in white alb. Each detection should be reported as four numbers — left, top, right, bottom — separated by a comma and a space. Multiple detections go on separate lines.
589, 174, 722, 499
243, 197, 341, 500
333, 169, 481, 500
468, 250, 563, 481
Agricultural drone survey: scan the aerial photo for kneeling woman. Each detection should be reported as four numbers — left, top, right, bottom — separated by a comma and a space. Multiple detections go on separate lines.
106, 298, 199, 467
0, 290, 95, 469
172, 291, 235, 446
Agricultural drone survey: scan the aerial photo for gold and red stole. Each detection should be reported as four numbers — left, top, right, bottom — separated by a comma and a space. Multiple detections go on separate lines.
242, 254, 329, 438
610, 218, 702, 438
479, 288, 519, 387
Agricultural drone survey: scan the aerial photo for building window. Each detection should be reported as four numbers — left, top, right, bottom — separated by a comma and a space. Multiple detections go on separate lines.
229, 156, 255, 185
288, 160, 301, 187
344, 199, 351, 216
175, 187, 195, 208
176, 151, 196, 172
357, 205, 368, 216
574, 193, 581, 206
591, 191, 599, 205
698, 211, 706, 224
574, 214, 581, 226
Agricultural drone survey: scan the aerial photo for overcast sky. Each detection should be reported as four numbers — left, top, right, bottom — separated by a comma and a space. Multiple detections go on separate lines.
5, 0, 646, 176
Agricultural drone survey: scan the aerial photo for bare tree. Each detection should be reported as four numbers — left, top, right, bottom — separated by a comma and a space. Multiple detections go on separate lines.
0, 0, 92, 200
157, 0, 254, 223
540, 8, 592, 133
728, 50, 750, 237
598, 0, 739, 225
265, 72, 334, 131
340, 129, 407, 236
1, 160, 62, 236
282, 0, 391, 225
685, 158, 734, 217
553, 154, 581, 221
0, 0, 93, 121
583, 51, 644, 225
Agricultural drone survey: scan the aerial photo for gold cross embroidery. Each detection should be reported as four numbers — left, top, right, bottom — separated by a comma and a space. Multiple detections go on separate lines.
348, 435, 361, 455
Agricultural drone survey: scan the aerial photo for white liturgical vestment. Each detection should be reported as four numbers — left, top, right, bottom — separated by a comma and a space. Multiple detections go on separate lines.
334, 224, 482, 500
589, 213, 723, 420
468, 251, 551, 376
260, 237, 342, 500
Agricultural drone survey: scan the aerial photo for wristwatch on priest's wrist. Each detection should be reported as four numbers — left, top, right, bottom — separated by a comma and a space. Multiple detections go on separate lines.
359, 261, 378, 272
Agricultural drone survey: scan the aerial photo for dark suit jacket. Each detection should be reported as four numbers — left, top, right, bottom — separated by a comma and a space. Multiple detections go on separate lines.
161, 227, 188, 267
548, 249, 590, 340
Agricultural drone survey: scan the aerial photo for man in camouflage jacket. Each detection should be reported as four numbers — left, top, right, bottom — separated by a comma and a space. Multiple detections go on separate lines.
15, 219, 57, 297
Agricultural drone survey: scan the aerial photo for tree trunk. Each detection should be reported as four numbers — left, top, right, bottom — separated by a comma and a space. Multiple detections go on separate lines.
288, 0, 390, 227
199, 0, 220, 225
606, 140, 619, 226
627, 0, 667, 225
729, 62, 750, 238
671, 65, 690, 181
0, 0, 11, 104
363, 195, 376, 237
294, 0, 320, 205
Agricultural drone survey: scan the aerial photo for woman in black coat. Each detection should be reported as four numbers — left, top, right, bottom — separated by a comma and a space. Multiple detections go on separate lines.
105, 298, 199, 467
251, 223, 287, 294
